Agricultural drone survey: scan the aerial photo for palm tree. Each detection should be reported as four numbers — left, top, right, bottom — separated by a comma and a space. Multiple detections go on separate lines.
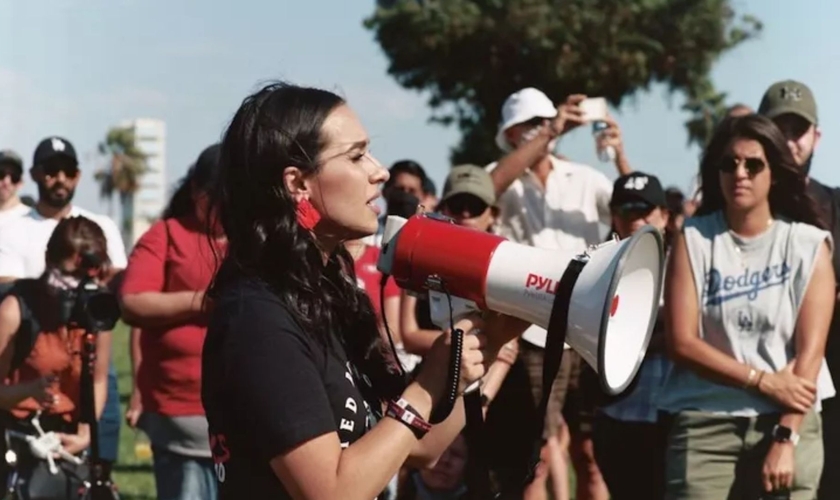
95, 126, 148, 249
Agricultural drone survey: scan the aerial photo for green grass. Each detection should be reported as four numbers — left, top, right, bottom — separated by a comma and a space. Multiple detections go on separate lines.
110, 322, 157, 500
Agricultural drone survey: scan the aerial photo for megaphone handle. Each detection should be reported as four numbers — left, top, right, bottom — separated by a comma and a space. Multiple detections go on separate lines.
429, 328, 463, 424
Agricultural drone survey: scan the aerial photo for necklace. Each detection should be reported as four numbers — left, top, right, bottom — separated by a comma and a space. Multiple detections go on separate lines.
728, 218, 774, 269
344, 240, 367, 262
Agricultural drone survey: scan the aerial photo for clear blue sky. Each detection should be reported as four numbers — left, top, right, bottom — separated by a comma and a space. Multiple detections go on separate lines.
1, 0, 838, 216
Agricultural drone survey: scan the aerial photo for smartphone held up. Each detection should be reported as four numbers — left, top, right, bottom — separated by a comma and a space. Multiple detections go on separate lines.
578, 97, 615, 163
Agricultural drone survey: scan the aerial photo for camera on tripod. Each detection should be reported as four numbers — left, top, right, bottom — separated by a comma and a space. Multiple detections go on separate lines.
56, 251, 121, 334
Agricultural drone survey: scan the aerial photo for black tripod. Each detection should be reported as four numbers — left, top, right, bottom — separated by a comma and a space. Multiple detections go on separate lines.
62, 260, 123, 500
77, 324, 119, 500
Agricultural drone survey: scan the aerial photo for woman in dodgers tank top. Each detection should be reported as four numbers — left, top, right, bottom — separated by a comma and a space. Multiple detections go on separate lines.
661, 114, 835, 500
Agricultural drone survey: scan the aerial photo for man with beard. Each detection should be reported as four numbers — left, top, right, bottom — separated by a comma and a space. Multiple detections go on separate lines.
0, 136, 126, 478
758, 80, 840, 498
0, 137, 126, 279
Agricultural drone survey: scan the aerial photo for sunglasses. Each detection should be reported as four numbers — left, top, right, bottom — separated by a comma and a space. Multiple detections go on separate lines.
618, 204, 655, 220
719, 156, 767, 177
521, 116, 547, 128
441, 194, 489, 218
42, 161, 79, 179
0, 168, 21, 184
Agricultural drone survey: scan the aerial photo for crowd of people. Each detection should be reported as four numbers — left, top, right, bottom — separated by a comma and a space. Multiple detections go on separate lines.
0, 76, 834, 500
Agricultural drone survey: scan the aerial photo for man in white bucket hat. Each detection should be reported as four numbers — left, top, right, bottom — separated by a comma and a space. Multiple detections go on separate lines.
487, 88, 633, 500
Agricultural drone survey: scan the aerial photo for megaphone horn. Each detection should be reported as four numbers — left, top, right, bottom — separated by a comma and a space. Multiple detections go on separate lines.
377, 213, 665, 395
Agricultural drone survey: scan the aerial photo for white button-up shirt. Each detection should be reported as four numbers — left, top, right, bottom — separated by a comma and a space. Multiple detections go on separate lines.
0, 205, 127, 279
487, 155, 613, 347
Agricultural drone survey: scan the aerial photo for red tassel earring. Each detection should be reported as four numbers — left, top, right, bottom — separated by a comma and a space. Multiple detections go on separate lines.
296, 198, 322, 230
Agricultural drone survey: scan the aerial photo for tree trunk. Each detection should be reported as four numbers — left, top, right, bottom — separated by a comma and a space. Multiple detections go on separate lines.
119, 191, 134, 251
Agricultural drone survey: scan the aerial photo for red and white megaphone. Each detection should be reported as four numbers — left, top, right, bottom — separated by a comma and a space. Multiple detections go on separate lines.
377, 212, 665, 395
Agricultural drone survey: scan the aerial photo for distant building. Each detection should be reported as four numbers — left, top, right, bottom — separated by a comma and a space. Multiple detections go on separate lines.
118, 118, 167, 246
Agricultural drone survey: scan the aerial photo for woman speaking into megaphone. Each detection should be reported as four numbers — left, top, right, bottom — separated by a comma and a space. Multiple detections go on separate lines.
199, 81, 528, 500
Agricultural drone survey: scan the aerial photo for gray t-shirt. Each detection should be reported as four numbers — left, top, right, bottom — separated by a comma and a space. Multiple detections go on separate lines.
658, 211, 835, 416
139, 412, 211, 458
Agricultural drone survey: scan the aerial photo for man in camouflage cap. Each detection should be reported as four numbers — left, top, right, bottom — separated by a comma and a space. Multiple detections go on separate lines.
760, 80, 840, 498
758, 79, 820, 173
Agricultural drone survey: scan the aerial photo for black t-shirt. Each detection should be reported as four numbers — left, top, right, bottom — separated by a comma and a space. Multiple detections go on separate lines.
201, 274, 374, 499
807, 178, 840, 371
807, 179, 840, 281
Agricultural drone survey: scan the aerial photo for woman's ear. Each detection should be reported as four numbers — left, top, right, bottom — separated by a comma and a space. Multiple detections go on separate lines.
283, 166, 309, 202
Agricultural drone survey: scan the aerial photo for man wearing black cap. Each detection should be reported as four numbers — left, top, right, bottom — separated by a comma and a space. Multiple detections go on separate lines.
0, 136, 127, 476
0, 149, 30, 227
0, 136, 126, 280
588, 172, 670, 500
607, 172, 668, 237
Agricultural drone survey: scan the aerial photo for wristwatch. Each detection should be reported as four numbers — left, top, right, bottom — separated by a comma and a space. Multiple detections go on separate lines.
771, 424, 800, 446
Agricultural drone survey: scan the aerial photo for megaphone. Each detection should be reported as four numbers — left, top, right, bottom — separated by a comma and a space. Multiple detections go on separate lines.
377, 212, 665, 395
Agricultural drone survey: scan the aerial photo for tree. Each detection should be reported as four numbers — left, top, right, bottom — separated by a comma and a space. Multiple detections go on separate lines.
365, 0, 762, 165
95, 126, 148, 248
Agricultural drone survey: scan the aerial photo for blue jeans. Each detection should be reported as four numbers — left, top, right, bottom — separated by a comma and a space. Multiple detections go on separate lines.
97, 362, 121, 463
152, 446, 218, 500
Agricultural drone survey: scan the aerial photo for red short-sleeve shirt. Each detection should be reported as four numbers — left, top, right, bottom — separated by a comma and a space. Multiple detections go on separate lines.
120, 216, 226, 416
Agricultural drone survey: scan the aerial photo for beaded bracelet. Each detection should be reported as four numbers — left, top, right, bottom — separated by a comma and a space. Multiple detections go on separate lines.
386, 398, 432, 439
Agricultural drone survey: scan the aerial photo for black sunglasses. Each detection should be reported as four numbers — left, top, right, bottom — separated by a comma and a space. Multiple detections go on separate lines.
521, 116, 547, 128
0, 168, 21, 184
441, 194, 489, 218
42, 160, 79, 179
719, 156, 767, 177
618, 204, 656, 219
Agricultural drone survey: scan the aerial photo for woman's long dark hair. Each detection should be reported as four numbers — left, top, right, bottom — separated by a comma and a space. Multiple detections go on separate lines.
696, 114, 825, 229
163, 144, 221, 220
207, 81, 405, 405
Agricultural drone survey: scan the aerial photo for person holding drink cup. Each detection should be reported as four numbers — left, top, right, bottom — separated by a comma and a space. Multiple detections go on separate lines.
487, 87, 633, 500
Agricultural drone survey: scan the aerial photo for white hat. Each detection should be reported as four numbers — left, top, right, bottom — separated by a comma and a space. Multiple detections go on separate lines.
495, 88, 558, 151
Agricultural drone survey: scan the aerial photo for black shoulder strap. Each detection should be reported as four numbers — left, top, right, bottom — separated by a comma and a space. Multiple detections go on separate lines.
461, 258, 587, 499
521, 258, 586, 488
7, 279, 42, 373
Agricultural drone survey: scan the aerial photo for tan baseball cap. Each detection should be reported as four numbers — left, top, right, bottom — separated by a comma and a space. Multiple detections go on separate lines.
440, 165, 496, 207
758, 80, 818, 124
0, 149, 23, 171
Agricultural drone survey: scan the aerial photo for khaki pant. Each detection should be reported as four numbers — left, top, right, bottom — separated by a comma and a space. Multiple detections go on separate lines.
664, 410, 823, 500
519, 342, 584, 438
